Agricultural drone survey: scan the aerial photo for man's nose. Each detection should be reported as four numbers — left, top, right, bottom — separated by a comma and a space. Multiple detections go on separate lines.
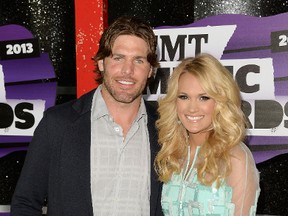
121, 60, 134, 75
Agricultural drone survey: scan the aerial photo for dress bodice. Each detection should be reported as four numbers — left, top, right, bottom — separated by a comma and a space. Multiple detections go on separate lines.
161, 145, 260, 216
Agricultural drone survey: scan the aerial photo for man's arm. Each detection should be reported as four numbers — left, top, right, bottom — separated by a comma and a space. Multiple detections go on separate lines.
11, 113, 51, 216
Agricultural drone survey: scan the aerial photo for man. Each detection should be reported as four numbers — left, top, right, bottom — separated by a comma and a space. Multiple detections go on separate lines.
11, 16, 163, 216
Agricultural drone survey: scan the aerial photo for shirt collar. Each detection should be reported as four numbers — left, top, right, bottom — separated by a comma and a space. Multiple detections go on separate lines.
91, 84, 147, 121
91, 85, 109, 120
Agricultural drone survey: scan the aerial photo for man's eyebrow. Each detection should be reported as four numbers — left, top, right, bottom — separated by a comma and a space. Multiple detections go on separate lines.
134, 55, 147, 59
111, 53, 147, 59
111, 53, 124, 57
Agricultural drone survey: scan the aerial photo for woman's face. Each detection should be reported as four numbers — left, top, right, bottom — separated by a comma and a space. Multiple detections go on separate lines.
176, 72, 216, 137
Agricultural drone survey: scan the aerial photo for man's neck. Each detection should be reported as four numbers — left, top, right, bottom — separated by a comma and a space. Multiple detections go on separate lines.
102, 92, 142, 137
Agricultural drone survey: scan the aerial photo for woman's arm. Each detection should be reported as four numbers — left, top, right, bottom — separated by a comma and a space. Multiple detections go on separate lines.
226, 143, 260, 216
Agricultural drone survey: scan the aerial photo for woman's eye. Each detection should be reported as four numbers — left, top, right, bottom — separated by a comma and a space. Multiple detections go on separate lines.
200, 96, 210, 101
178, 95, 188, 100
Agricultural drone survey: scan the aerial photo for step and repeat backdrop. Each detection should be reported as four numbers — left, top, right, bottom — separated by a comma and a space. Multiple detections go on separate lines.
1, 0, 288, 215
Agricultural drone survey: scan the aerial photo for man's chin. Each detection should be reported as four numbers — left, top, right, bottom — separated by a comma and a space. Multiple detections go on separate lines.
113, 93, 141, 104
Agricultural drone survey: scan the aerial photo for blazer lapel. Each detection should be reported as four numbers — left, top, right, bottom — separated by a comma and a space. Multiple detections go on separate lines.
59, 90, 95, 215
146, 102, 163, 216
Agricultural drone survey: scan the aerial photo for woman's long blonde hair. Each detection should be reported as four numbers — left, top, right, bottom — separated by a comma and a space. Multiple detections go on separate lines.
155, 53, 247, 187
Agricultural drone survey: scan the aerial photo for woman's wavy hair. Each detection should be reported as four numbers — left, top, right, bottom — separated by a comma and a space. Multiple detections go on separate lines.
155, 53, 247, 187
92, 15, 159, 84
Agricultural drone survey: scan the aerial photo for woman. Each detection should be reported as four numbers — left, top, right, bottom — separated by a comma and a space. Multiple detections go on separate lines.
155, 53, 260, 215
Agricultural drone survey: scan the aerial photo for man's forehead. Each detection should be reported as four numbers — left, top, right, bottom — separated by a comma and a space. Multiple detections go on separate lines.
112, 35, 149, 46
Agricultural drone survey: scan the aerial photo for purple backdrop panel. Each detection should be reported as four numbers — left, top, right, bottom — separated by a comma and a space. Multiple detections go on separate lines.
0, 136, 32, 144
0, 147, 27, 158
253, 150, 288, 165
0, 25, 34, 40
1, 53, 56, 83
5, 81, 57, 108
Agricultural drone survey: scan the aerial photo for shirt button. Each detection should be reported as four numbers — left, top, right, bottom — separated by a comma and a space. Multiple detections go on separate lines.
114, 127, 120, 132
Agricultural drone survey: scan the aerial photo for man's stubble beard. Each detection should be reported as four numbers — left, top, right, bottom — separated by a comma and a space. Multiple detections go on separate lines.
102, 77, 147, 104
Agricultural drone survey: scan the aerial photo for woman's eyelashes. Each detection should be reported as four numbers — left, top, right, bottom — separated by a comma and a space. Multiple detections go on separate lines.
177, 94, 188, 100
177, 94, 211, 101
199, 95, 211, 101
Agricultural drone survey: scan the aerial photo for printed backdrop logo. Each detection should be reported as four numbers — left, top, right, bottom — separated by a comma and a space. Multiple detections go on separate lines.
0, 24, 57, 157
0, 65, 45, 136
144, 13, 288, 163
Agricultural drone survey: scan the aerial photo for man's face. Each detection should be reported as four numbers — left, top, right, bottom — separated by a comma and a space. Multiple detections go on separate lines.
98, 35, 152, 104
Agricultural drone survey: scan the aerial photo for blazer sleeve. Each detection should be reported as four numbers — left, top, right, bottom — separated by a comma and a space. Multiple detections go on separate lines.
11, 90, 94, 216
11, 111, 52, 216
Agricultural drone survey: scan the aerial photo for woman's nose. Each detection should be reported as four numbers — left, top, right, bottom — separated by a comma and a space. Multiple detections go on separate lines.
188, 101, 198, 112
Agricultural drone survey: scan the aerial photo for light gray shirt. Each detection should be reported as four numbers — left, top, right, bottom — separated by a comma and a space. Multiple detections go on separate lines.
90, 86, 150, 216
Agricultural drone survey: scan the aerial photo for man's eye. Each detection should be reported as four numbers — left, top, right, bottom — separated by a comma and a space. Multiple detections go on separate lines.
135, 59, 144, 64
113, 57, 121, 61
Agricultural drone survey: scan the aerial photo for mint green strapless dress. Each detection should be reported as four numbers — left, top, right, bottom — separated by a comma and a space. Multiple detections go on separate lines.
161, 145, 260, 216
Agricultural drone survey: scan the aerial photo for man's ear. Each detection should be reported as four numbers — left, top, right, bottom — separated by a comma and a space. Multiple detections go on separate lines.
98, 59, 104, 72
148, 67, 153, 78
